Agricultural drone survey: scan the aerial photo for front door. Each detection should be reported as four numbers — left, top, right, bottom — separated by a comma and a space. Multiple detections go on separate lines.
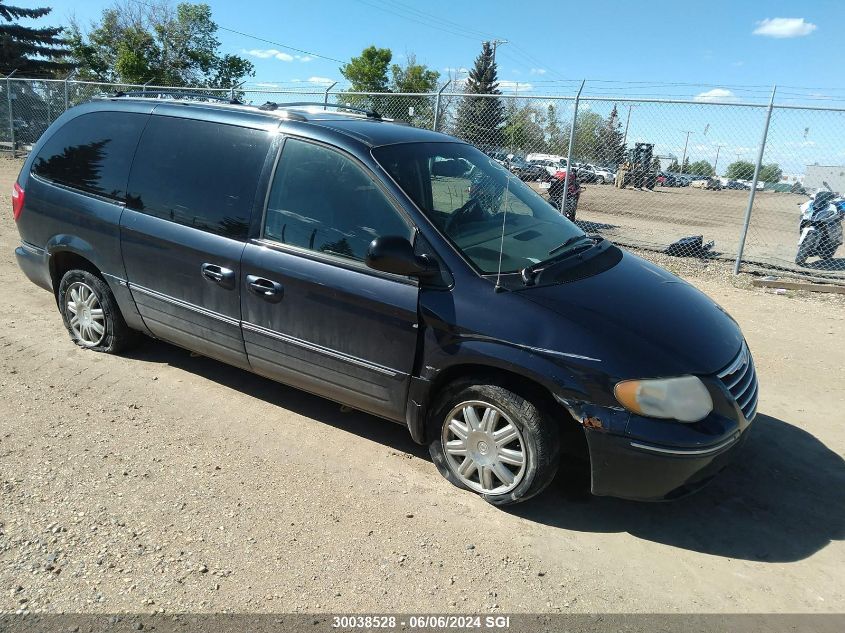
120, 114, 273, 368
240, 137, 420, 421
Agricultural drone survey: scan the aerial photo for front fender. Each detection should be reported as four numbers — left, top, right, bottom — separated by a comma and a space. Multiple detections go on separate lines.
405, 325, 611, 444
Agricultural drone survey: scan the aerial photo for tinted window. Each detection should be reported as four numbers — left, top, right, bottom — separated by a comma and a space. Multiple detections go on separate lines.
127, 117, 271, 239
32, 111, 147, 200
263, 139, 411, 261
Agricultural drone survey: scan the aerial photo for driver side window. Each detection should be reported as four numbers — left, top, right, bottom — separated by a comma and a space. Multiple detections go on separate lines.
263, 138, 413, 262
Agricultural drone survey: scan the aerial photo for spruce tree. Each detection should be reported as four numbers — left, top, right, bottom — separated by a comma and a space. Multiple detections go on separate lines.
0, 2, 71, 76
454, 42, 504, 149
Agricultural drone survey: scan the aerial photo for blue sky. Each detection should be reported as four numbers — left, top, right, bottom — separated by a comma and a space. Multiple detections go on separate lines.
58, 0, 845, 174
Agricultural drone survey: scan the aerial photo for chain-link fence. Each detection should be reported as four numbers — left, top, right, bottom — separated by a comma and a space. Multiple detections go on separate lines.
3, 77, 844, 282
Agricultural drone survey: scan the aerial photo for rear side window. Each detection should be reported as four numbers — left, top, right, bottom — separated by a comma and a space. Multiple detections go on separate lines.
127, 116, 271, 239
31, 111, 147, 200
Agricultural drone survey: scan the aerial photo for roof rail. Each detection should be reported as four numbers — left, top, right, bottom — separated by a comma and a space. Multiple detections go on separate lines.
109, 90, 243, 105
260, 101, 383, 119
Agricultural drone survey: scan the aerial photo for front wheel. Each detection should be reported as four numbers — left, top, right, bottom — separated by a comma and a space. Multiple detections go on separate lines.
595, 176, 605, 185
58, 269, 139, 353
428, 383, 560, 506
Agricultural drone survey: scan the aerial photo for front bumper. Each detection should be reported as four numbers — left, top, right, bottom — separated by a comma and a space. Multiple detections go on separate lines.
585, 426, 750, 500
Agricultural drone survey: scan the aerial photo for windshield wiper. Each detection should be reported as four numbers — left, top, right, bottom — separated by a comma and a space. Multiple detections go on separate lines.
521, 235, 601, 286
547, 234, 590, 256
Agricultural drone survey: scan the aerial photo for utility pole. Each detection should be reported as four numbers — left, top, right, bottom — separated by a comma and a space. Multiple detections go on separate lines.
487, 39, 508, 63
713, 144, 725, 176
679, 130, 694, 175
622, 104, 638, 147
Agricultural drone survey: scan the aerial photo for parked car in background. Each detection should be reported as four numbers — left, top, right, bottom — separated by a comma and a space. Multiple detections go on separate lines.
591, 165, 616, 184
529, 158, 570, 178
657, 172, 678, 187
705, 177, 722, 191
576, 165, 597, 183
507, 158, 549, 182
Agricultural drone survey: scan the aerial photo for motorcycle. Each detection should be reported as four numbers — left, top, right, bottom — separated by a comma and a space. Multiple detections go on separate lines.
547, 169, 583, 221
795, 183, 845, 266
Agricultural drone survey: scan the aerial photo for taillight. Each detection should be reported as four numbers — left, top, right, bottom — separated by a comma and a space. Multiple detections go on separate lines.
12, 182, 24, 221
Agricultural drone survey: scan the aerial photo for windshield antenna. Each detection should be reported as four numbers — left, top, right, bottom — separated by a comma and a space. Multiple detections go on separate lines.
494, 171, 512, 292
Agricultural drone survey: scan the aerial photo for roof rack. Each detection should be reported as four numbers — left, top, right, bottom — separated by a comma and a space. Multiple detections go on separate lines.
259, 101, 383, 119
110, 90, 243, 105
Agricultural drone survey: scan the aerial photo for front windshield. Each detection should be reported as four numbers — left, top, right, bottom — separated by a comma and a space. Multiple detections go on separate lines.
372, 142, 584, 274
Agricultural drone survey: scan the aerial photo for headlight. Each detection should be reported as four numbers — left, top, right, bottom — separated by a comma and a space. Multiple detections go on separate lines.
614, 376, 713, 423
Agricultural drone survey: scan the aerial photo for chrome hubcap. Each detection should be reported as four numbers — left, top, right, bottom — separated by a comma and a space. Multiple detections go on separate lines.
442, 400, 527, 495
65, 282, 105, 346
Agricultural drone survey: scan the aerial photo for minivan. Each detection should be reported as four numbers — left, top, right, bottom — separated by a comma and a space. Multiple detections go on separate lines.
12, 95, 758, 506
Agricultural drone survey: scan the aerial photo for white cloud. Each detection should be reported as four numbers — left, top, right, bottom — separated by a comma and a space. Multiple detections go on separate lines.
243, 49, 313, 62
307, 76, 335, 86
254, 82, 282, 89
498, 80, 532, 93
529, 68, 547, 75
753, 17, 817, 38
694, 88, 736, 102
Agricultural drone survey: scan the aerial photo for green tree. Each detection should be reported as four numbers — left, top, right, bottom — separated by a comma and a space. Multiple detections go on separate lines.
666, 159, 680, 172
726, 160, 755, 180
687, 160, 714, 176
758, 163, 782, 183
544, 104, 565, 154
651, 156, 661, 172
388, 53, 439, 127
340, 45, 392, 92
0, 1, 72, 76
572, 110, 605, 163
503, 103, 546, 154
67, 1, 253, 87
454, 41, 504, 149
596, 104, 625, 167
390, 54, 438, 93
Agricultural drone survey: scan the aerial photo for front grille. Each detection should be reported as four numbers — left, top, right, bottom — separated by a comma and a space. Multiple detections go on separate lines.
717, 342, 759, 422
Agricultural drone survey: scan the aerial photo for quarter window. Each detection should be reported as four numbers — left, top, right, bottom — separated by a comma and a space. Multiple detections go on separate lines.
31, 111, 147, 200
263, 138, 412, 262
127, 116, 271, 239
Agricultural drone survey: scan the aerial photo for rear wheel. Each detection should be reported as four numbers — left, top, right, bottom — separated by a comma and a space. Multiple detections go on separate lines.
428, 382, 560, 506
595, 176, 605, 185
58, 269, 139, 353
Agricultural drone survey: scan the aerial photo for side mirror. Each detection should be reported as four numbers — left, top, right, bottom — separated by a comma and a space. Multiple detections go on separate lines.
365, 236, 438, 278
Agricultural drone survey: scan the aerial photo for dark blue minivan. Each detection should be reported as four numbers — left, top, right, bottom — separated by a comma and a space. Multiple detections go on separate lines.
12, 96, 758, 505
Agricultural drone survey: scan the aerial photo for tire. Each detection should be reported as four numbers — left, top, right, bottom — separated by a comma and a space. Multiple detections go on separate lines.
427, 381, 561, 506
565, 198, 577, 221
595, 176, 605, 185
58, 269, 139, 354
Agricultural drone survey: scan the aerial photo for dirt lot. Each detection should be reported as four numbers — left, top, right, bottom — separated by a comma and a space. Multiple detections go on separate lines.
533, 181, 845, 279
0, 156, 843, 615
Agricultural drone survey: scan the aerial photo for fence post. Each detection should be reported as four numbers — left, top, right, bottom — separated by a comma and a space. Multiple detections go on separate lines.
561, 79, 585, 216
63, 70, 77, 112
226, 81, 244, 101
734, 85, 777, 275
323, 81, 337, 109
432, 80, 451, 131
141, 79, 152, 95
6, 69, 17, 158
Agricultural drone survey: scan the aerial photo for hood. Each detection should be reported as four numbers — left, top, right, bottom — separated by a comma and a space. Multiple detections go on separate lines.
520, 251, 743, 378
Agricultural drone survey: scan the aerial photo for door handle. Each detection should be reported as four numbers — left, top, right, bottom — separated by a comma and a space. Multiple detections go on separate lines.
246, 275, 284, 303
201, 263, 235, 287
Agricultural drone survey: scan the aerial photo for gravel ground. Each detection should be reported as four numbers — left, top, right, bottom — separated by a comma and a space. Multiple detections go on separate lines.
0, 156, 843, 616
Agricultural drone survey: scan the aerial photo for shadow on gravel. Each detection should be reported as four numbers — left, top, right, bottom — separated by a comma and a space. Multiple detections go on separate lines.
125, 339, 429, 460
514, 413, 845, 563
122, 339, 844, 563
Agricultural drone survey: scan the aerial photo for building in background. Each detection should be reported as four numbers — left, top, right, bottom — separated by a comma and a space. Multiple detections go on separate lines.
804, 164, 845, 193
